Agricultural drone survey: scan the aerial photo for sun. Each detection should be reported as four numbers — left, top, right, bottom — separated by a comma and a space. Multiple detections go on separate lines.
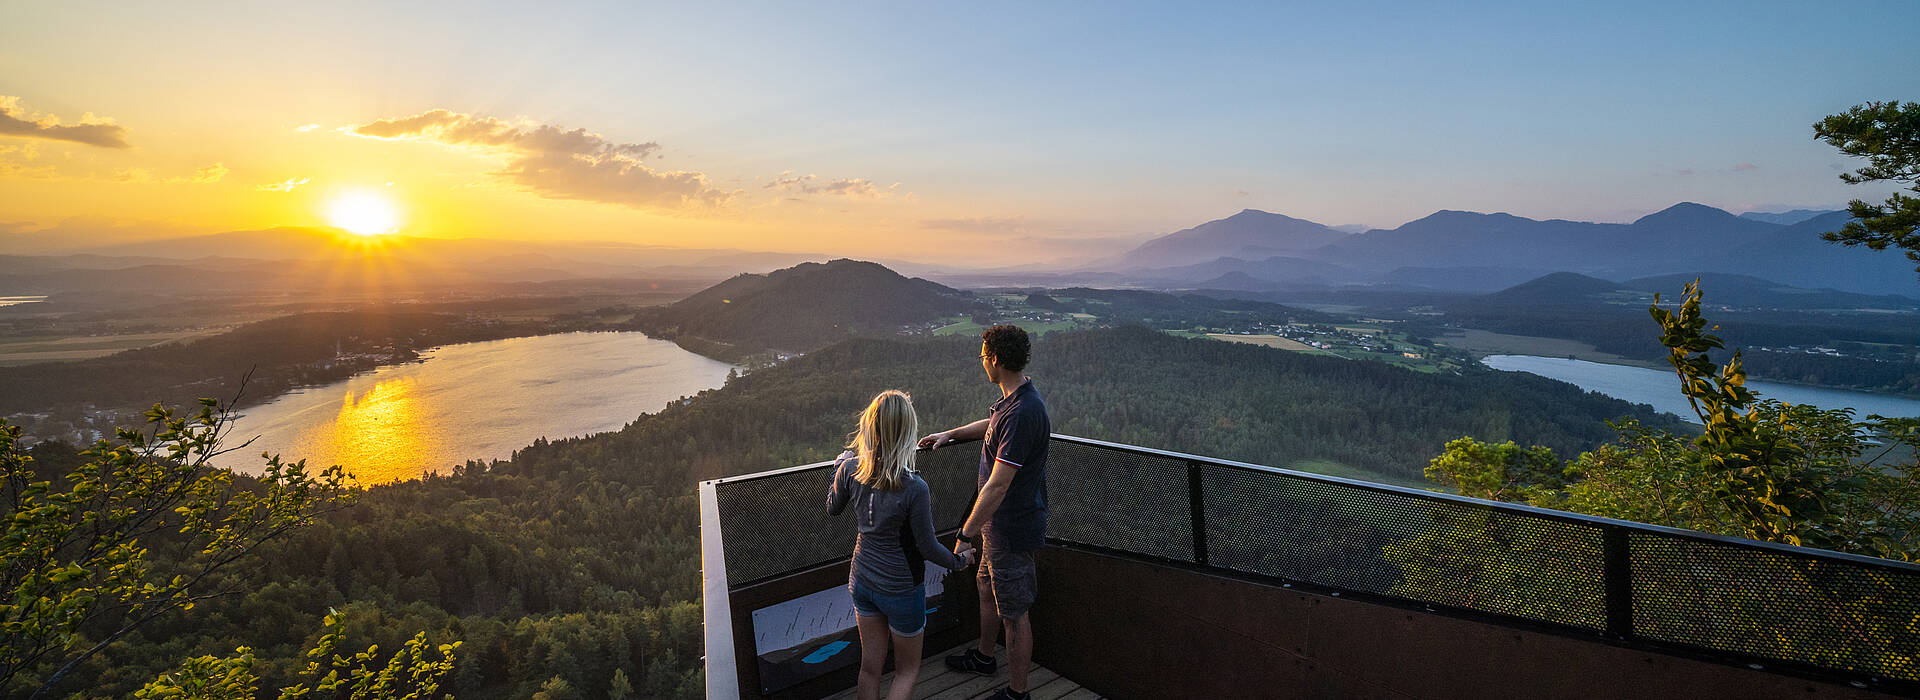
325, 189, 401, 236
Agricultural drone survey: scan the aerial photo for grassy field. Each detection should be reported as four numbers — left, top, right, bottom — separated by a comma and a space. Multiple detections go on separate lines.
1434, 328, 1660, 368
1206, 333, 1337, 355
0, 329, 231, 366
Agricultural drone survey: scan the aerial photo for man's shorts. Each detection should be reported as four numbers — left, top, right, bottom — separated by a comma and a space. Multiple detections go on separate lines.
848, 580, 927, 636
976, 544, 1037, 619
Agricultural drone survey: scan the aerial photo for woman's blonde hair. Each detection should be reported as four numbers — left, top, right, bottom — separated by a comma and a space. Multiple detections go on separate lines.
848, 390, 918, 491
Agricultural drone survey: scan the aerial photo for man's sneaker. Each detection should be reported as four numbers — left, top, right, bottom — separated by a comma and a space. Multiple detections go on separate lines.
944, 648, 995, 676
982, 689, 1030, 700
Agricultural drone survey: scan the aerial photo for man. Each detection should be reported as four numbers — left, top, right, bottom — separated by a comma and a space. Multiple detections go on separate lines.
919, 324, 1049, 700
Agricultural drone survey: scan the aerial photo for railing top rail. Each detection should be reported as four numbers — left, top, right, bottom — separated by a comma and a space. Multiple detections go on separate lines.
1049, 433, 1920, 573
703, 433, 1920, 574
700, 437, 986, 487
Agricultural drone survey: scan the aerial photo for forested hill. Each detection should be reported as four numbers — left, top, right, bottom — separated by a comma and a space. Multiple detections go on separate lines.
32, 325, 1686, 698
626, 258, 973, 360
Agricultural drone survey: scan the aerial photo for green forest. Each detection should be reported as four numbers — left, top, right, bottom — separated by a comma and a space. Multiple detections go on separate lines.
4, 324, 1683, 698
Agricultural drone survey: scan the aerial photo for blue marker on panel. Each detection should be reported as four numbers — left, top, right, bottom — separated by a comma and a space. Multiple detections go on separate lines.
803, 641, 851, 664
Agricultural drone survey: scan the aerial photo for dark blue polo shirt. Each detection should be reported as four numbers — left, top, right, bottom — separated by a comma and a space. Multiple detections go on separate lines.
979, 378, 1049, 553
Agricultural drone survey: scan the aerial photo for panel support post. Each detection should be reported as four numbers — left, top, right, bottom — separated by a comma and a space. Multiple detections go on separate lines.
1188, 462, 1208, 566
1602, 526, 1633, 641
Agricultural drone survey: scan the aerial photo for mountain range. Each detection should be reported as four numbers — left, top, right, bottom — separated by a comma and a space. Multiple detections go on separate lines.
1111, 204, 1917, 296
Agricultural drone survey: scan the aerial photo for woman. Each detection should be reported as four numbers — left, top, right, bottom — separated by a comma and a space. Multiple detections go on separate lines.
827, 390, 976, 700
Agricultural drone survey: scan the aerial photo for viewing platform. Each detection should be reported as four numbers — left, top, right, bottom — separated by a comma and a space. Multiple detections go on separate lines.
701, 435, 1920, 699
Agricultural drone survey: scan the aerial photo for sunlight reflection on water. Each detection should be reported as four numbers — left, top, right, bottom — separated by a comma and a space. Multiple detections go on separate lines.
222, 332, 736, 485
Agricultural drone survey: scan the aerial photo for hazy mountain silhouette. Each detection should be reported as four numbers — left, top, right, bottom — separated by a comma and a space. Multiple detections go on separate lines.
1620, 272, 1920, 310
1726, 211, 1920, 294
1479, 272, 1632, 306
1113, 209, 1351, 270
1116, 203, 1917, 296
1738, 209, 1841, 226
1459, 269, 1918, 311
1134, 255, 1358, 288
631, 259, 973, 356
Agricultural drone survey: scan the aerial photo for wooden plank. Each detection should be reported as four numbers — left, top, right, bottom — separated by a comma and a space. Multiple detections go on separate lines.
826, 644, 1085, 700
1025, 676, 1083, 700
925, 666, 1059, 700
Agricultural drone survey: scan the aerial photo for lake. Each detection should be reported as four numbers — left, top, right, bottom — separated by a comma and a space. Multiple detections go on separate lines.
1482, 355, 1920, 421
220, 332, 737, 484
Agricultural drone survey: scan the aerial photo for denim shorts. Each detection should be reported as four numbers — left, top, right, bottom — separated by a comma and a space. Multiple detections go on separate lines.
848, 581, 927, 636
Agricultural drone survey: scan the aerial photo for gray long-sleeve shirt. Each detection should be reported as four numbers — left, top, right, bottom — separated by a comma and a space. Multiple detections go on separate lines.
826, 451, 965, 595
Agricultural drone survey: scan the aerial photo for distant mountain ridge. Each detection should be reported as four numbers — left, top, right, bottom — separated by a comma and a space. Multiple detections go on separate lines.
1738, 209, 1841, 226
629, 258, 973, 359
1113, 209, 1351, 270
1112, 203, 1919, 296
1463, 270, 1919, 311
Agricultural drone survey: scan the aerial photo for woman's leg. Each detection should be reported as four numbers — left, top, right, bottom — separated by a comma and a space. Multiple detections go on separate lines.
855, 613, 891, 700
883, 629, 925, 700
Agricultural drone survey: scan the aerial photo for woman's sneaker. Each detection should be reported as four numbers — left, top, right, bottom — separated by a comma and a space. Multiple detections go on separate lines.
944, 648, 996, 676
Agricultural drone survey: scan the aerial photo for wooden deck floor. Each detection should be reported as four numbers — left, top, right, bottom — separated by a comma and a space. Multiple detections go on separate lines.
823, 643, 1097, 700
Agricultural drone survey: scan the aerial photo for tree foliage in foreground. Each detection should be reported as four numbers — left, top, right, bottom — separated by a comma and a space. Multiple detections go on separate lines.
1394, 282, 1920, 681
1421, 281, 1920, 559
1815, 100, 1920, 277
0, 403, 457, 698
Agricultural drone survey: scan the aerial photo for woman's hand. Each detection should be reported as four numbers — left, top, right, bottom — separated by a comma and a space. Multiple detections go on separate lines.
917, 431, 953, 450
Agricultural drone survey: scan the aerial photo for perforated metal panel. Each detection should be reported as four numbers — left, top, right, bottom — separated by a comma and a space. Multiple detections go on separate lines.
1045, 440, 1196, 562
1200, 465, 1607, 629
711, 435, 1920, 686
715, 445, 981, 586
1630, 531, 1920, 681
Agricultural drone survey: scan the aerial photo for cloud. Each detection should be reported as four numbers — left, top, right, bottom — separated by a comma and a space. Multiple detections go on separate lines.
1730, 162, 1758, 172
351, 109, 729, 211
764, 171, 899, 199
257, 177, 311, 192
111, 162, 227, 184
294, 124, 320, 133
1232, 189, 1251, 197
0, 96, 131, 148
189, 163, 228, 183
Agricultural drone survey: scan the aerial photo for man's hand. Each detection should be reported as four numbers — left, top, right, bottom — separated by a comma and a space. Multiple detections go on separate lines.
918, 431, 952, 450
953, 540, 977, 568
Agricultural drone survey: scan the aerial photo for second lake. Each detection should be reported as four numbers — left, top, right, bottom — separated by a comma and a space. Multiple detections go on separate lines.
1482, 354, 1920, 422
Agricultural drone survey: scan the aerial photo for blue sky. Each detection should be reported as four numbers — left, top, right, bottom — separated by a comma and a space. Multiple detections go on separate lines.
4, 0, 1917, 258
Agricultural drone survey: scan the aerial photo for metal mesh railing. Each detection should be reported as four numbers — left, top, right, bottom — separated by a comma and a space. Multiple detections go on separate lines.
714, 443, 978, 586
710, 434, 1920, 684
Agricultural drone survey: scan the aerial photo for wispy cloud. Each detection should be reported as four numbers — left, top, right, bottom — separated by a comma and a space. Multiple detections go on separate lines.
1731, 162, 1758, 172
112, 162, 227, 184
765, 171, 899, 199
257, 177, 311, 192
0, 96, 131, 149
293, 123, 320, 133
351, 109, 734, 212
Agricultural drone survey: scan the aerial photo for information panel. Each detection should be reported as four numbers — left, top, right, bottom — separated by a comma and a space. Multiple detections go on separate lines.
751, 565, 958, 693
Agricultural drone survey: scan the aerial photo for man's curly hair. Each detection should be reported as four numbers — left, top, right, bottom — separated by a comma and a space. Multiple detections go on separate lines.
981, 324, 1031, 373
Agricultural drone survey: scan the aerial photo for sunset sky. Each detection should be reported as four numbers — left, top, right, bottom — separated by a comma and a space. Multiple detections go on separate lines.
4, 1, 1919, 263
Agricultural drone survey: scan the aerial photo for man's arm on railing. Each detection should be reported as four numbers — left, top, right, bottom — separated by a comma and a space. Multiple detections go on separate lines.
919, 419, 989, 450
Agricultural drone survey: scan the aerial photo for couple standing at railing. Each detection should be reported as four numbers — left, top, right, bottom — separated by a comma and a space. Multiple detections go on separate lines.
826, 324, 1050, 700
